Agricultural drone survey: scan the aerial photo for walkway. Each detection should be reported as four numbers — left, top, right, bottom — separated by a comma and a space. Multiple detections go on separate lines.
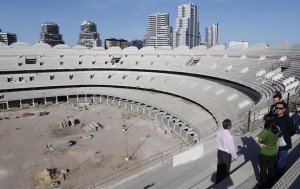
107, 129, 300, 189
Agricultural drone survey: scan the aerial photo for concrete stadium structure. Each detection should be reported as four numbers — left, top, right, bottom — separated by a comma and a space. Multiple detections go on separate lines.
0, 41, 300, 187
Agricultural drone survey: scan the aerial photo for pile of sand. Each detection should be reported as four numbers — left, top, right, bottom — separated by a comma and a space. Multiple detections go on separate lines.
33, 169, 60, 189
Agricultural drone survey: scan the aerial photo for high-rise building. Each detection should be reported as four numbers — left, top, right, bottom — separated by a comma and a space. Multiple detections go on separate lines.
105, 38, 128, 49
128, 39, 143, 49
77, 21, 101, 48
205, 22, 218, 48
173, 3, 200, 49
0, 29, 17, 45
38, 21, 65, 47
144, 12, 173, 48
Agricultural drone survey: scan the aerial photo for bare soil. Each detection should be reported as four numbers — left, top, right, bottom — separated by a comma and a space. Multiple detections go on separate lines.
0, 102, 183, 189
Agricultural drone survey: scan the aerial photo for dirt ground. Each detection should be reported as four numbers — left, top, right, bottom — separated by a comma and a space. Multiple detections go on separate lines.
0, 102, 183, 189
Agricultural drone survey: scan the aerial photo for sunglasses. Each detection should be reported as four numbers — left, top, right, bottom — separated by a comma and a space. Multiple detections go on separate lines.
275, 107, 284, 110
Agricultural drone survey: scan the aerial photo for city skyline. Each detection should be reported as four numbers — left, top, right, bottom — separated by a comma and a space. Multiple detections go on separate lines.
1, 0, 300, 47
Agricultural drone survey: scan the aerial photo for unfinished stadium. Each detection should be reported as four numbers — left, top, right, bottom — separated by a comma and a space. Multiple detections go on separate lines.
0, 42, 299, 188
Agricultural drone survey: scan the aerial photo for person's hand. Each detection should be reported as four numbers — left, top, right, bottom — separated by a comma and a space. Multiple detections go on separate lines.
259, 143, 266, 148
231, 157, 237, 162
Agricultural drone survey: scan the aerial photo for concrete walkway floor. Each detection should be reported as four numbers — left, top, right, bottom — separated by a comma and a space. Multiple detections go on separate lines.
107, 129, 300, 189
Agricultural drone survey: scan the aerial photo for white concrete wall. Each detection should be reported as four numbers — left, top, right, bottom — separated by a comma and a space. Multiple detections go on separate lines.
173, 138, 216, 167
173, 144, 204, 167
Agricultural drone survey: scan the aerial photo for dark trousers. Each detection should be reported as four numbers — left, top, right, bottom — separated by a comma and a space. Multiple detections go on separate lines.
275, 150, 288, 181
259, 154, 277, 189
216, 150, 232, 184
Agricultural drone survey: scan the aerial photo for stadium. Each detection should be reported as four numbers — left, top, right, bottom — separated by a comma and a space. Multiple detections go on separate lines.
0, 41, 299, 188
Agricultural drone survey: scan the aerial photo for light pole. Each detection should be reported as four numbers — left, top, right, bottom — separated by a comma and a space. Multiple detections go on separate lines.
48, 149, 58, 188
124, 130, 129, 161
122, 118, 129, 161
128, 135, 150, 160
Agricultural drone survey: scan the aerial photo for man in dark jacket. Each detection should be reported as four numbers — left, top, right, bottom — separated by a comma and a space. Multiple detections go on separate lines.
273, 101, 296, 178
269, 91, 289, 115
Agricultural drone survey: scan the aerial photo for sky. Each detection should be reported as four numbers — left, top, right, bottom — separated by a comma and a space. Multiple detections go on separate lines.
1, 0, 300, 47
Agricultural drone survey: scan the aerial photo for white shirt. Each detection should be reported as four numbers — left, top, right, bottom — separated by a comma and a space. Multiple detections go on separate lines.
216, 128, 238, 159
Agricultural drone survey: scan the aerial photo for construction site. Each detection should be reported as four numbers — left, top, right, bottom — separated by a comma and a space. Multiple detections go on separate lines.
0, 101, 184, 189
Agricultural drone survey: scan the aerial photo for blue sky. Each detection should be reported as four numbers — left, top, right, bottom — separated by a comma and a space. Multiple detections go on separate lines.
1, 0, 299, 47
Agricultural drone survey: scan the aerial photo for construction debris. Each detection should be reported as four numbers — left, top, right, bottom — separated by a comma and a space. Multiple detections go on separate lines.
47, 139, 73, 151
23, 112, 34, 117
60, 169, 68, 181
82, 133, 93, 140
83, 122, 103, 132
33, 169, 53, 188
58, 117, 80, 128
39, 111, 49, 116
33, 168, 61, 188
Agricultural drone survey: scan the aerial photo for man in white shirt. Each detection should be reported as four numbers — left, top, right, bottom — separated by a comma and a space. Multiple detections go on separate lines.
216, 119, 238, 184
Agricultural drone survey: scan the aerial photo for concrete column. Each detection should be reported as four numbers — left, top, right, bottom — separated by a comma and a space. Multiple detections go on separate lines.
179, 125, 182, 136
44, 97, 47, 105
56, 96, 58, 104
84, 94, 87, 102
76, 94, 79, 103
185, 131, 189, 141
92, 95, 95, 103
19, 99, 22, 109
66, 95, 69, 103
173, 122, 176, 131
185, 131, 187, 141
32, 98, 35, 107
129, 103, 132, 110
6, 102, 9, 109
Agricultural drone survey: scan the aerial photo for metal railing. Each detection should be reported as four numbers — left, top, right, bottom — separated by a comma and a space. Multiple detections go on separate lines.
75, 141, 194, 189
231, 91, 300, 136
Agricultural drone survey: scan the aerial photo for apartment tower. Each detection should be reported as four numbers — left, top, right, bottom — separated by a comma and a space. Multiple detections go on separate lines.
0, 29, 17, 45
205, 22, 218, 48
173, 3, 200, 48
38, 21, 65, 47
77, 21, 101, 48
144, 12, 173, 48
104, 38, 128, 49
